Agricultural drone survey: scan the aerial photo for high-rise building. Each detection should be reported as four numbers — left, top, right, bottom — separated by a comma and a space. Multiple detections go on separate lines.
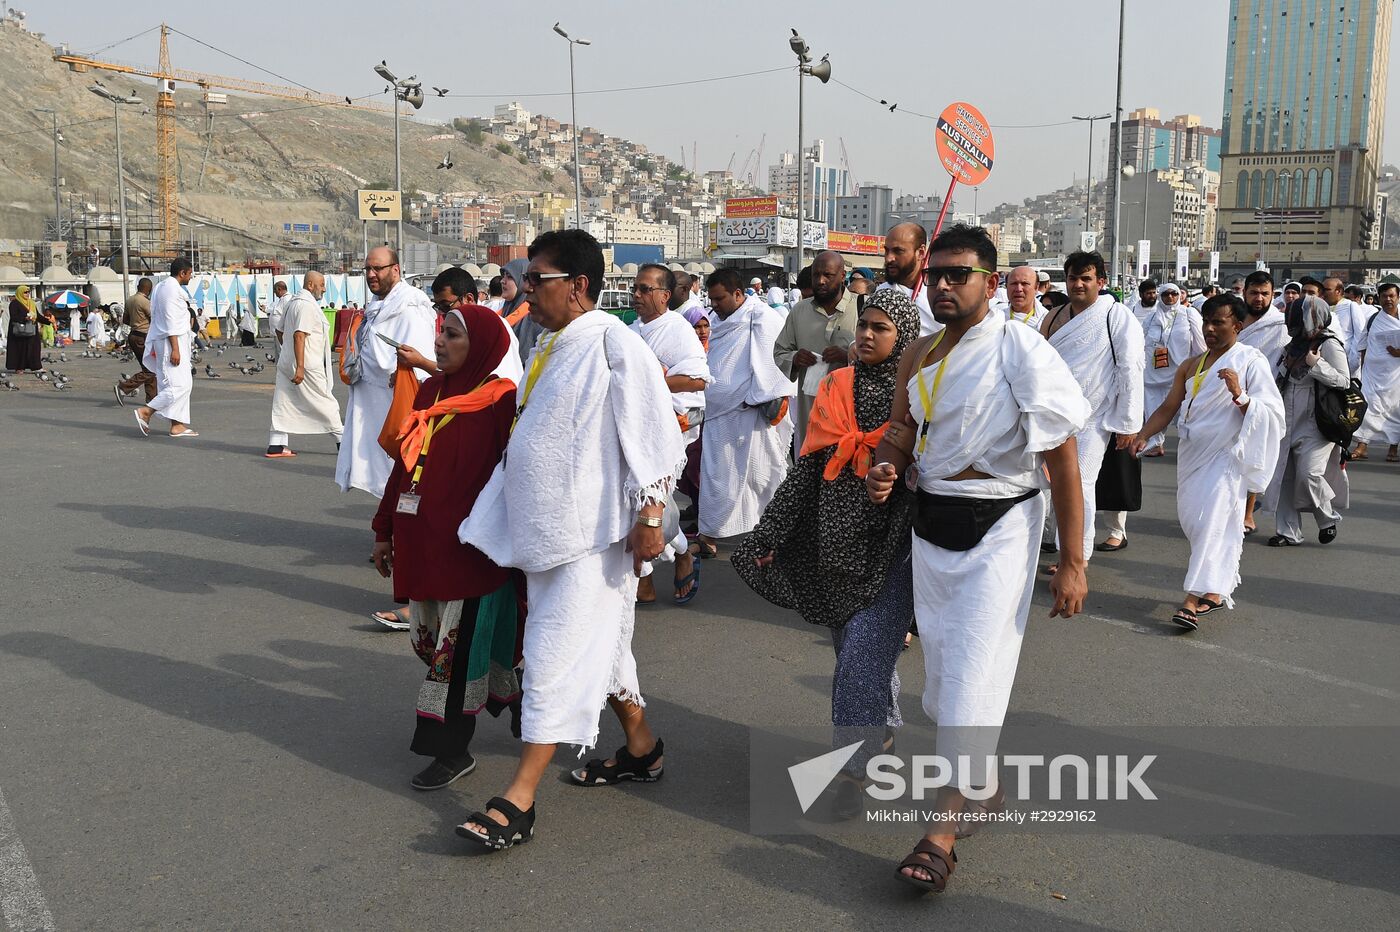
767, 139, 850, 225
1120, 109, 1222, 174
834, 185, 893, 235
1216, 0, 1393, 260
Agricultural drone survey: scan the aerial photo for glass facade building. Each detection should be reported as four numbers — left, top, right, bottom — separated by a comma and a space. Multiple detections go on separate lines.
1217, 0, 1392, 260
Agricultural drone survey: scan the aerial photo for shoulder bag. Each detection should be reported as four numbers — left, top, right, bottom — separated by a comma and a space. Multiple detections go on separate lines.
1094, 307, 1143, 512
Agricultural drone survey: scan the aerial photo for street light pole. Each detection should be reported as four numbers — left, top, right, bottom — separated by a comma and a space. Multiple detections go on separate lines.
35, 108, 61, 240
393, 90, 402, 255
90, 85, 141, 302
114, 100, 131, 302
1072, 113, 1110, 233
788, 30, 831, 275
554, 24, 591, 231
797, 62, 804, 268
1109, 0, 1126, 288
372, 61, 424, 262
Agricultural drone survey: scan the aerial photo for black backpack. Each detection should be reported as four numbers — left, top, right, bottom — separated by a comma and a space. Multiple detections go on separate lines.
1312, 335, 1368, 445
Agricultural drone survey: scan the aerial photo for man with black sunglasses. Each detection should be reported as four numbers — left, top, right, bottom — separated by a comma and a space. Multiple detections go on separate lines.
866, 224, 1090, 892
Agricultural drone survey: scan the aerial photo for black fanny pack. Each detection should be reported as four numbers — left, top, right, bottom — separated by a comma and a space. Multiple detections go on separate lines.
913, 488, 1039, 552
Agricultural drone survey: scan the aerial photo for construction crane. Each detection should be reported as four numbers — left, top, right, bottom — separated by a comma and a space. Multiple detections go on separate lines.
54, 23, 386, 254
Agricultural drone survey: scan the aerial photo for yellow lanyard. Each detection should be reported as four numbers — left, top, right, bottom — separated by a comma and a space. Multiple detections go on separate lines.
1013, 309, 1034, 324
913, 331, 951, 456
409, 391, 456, 489
1190, 352, 1211, 398
511, 330, 560, 433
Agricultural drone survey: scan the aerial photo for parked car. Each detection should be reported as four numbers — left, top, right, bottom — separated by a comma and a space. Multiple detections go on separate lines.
598, 289, 635, 325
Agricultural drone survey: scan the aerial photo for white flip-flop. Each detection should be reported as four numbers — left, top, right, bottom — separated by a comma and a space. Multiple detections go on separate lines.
134, 409, 150, 436
170, 430, 200, 439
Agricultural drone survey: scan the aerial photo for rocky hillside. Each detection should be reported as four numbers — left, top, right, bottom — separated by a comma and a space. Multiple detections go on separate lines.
0, 21, 569, 253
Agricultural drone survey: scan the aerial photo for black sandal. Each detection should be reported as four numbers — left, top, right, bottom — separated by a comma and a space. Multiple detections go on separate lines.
896, 839, 957, 893
1171, 608, 1199, 631
570, 738, 665, 786
456, 796, 535, 850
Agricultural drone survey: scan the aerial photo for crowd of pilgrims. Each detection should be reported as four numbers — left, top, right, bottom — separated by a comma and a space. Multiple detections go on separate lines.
194, 219, 1390, 894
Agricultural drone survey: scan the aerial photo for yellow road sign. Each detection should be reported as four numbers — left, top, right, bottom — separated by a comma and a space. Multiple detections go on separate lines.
357, 189, 402, 221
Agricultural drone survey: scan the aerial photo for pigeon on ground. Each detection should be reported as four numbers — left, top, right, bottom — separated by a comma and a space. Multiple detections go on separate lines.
245, 355, 255, 362
59, 352, 68, 362
36, 371, 51, 382
53, 381, 71, 391
215, 348, 224, 356
205, 365, 221, 379
265, 352, 275, 362
229, 362, 241, 369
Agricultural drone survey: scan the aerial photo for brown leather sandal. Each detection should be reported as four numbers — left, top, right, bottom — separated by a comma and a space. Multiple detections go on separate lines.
896, 839, 956, 893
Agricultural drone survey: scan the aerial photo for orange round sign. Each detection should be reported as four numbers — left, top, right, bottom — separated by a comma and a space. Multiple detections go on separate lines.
935, 101, 995, 186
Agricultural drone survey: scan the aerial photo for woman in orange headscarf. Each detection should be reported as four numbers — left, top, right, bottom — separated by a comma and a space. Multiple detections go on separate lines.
372, 305, 524, 791
733, 288, 920, 804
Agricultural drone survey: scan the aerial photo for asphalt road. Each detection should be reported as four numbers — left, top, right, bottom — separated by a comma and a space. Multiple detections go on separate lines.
1, 343, 1397, 930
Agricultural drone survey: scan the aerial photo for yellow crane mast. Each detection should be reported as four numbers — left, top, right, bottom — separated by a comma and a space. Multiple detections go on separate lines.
54, 23, 387, 253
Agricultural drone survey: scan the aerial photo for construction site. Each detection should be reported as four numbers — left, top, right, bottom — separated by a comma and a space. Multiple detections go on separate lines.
0, 13, 568, 278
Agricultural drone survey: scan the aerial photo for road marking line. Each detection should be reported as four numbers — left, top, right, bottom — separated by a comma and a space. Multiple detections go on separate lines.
1084, 613, 1400, 702
0, 784, 54, 932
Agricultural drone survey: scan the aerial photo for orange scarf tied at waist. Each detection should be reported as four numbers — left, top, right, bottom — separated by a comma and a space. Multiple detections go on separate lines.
799, 367, 888, 481
397, 377, 515, 472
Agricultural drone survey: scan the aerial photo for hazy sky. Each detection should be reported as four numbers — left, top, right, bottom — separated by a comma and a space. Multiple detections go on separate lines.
29, 0, 1400, 213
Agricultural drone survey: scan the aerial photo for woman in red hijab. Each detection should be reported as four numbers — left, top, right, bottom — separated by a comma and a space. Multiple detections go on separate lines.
372, 305, 523, 791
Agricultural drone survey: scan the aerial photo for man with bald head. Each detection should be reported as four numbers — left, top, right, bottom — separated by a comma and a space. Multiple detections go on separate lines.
878, 222, 936, 335
1005, 266, 1048, 331
773, 249, 859, 454
335, 246, 437, 501
1321, 275, 1374, 373
267, 270, 343, 457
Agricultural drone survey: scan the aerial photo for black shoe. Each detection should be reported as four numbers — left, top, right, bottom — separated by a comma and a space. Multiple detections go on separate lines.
1267, 535, 1301, 547
1040, 541, 1058, 553
411, 754, 477, 791
1318, 526, 1337, 545
112, 383, 126, 407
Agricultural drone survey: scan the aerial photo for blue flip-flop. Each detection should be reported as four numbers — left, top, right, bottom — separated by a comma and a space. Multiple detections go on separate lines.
673, 562, 701, 605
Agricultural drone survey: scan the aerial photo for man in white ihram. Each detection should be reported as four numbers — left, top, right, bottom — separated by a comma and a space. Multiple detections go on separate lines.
334, 246, 436, 498
1040, 251, 1144, 571
266, 271, 342, 458
694, 267, 796, 558
133, 257, 199, 438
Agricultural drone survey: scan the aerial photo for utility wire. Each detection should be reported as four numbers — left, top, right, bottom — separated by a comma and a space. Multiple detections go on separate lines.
833, 78, 1079, 129
73, 24, 161, 58
167, 26, 323, 93
443, 66, 794, 99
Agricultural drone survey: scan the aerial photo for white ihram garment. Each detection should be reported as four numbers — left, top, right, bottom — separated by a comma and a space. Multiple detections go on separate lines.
1357, 311, 1400, 445
1175, 344, 1284, 605
146, 276, 194, 425
270, 291, 343, 438
1045, 296, 1145, 561
334, 281, 436, 497
906, 312, 1088, 785
1332, 299, 1374, 374
698, 296, 796, 538
461, 310, 684, 749
630, 310, 713, 444
1141, 302, 1205, 450
1236, 308, 1289, 363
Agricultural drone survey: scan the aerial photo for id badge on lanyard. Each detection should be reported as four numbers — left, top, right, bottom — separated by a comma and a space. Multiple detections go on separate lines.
396, 493, 421, 515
